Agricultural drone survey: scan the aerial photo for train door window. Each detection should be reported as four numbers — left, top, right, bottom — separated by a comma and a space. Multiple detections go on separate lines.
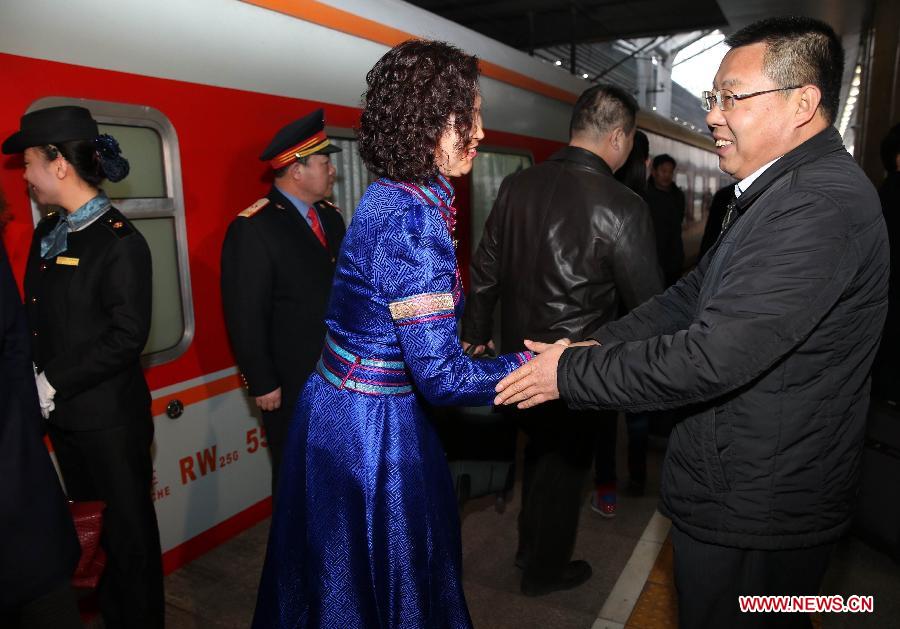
328, 136, 377, 223
693, 174, 705, 221
470, 150, 533, 251
28, 97, 193, 367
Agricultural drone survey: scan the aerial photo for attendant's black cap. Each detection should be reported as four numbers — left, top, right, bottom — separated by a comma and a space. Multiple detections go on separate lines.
2, 106, 99, 154
259, 108, 341, 169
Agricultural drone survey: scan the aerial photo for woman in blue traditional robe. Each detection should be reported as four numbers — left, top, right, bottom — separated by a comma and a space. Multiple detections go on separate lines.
252, 40, 538, 628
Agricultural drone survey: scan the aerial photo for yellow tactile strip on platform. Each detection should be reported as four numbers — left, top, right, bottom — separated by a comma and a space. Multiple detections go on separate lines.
625, 536, 823, 629
626, 538, 678, 628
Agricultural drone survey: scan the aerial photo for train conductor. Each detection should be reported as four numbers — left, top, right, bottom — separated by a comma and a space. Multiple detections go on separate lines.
221, 109, 346, 493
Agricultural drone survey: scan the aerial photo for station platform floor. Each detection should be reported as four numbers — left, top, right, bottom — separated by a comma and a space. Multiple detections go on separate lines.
157, 418, 900, 629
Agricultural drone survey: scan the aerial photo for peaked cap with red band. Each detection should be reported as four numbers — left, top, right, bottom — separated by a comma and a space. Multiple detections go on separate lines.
259, 108, 341, 169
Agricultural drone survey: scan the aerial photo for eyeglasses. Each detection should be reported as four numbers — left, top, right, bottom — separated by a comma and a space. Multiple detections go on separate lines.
700, 86, 802, 112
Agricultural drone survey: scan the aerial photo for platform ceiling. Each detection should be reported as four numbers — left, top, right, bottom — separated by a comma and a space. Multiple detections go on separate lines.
405, 0, 869, 48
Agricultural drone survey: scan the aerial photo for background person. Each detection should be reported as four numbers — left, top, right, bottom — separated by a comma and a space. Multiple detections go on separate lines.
221, 109, 345, 493
462, 85, 662, 595
0, 190, 81, 629
872, 122, 900, 402
644, 153, 685, 286
3, 105, 163, 628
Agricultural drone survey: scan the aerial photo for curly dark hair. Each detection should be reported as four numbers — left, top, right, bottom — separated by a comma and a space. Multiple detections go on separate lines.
358, 39, 480, 184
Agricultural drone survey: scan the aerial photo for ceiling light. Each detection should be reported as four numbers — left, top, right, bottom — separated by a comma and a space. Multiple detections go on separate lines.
851, 76, 861, 87
555, 60, 562, 66
582, 73, 589, 79
849, 87, 859, 97
674, 116, 679, 121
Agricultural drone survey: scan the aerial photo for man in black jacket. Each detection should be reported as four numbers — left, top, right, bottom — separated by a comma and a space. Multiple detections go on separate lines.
495, 17, 889, 627
221, 109, 345, 493
462, 85, 662, 596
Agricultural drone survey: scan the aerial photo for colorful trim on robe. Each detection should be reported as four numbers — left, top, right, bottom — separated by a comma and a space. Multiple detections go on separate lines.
389, 292, 455, 326
316, 334, 413, 396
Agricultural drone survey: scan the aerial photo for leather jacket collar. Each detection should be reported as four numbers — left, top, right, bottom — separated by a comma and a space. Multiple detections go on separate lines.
548, 145, 614, 176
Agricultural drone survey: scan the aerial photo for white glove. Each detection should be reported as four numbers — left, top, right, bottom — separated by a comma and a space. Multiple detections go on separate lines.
35, 370, 56, 419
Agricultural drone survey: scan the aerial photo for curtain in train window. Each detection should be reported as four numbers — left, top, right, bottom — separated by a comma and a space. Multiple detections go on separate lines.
329, 137, 377, 223
27, 97, 194, 368
470, 151, 532, 253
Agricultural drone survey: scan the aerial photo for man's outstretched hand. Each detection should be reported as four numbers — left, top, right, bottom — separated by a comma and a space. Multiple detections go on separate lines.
494, 339, 599, 408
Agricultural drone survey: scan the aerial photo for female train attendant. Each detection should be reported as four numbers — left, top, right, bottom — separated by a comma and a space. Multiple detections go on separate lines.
252, 40, 540, 629
2, 106, 164, 629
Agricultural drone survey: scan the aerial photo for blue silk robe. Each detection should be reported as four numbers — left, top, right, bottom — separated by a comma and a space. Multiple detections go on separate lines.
252, 176, 531, 628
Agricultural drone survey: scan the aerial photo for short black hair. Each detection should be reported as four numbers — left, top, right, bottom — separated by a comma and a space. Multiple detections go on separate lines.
273, 155, 309, 180
880, 123, 900, 173
358, 39, 480, 184
569, 84, 638, 138
725, 16, 844, 125
652, 153, 676, 169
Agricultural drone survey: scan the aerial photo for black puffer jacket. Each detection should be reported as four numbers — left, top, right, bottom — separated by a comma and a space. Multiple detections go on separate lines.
463, 146, 662, 351
559, 127, 889, 549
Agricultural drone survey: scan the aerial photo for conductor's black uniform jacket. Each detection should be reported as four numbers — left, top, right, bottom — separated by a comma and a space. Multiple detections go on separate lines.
24, 208, 153, 430
220, 186, 346, 414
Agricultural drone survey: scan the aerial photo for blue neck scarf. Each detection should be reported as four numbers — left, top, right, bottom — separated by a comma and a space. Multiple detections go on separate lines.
40, 192, 111, 259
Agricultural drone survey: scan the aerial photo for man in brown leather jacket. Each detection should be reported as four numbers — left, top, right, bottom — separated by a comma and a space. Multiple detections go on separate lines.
462, 84, 662, 596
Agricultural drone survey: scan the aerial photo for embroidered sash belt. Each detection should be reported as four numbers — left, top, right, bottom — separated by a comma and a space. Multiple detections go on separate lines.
316, 334, 413, 396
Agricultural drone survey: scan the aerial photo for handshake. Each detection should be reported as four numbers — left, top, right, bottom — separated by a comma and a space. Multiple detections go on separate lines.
463, 337, 599, 409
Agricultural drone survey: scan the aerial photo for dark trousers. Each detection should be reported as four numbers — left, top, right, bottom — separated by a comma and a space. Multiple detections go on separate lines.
594, 413, 649, 486
48, 419, 164, 629
517, 402, 600, 583
262, 383, 302, 495
4, 581, 82, 629
671, 526, 833, 629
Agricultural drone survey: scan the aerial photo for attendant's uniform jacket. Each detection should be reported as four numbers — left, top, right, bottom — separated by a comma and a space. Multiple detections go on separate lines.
0, 242, 79, 611
24, 208, 153, 429
221, 187, 345, 434
21, 206, 162, 626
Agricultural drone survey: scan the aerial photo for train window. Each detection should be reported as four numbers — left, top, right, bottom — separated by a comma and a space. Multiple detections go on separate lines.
470, 150, 533, 251
328, 136, 377, 222
131, 217, 185, 352
27, 97, 194, 367
693, 175, 705, 221
99, 125, 166, 199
